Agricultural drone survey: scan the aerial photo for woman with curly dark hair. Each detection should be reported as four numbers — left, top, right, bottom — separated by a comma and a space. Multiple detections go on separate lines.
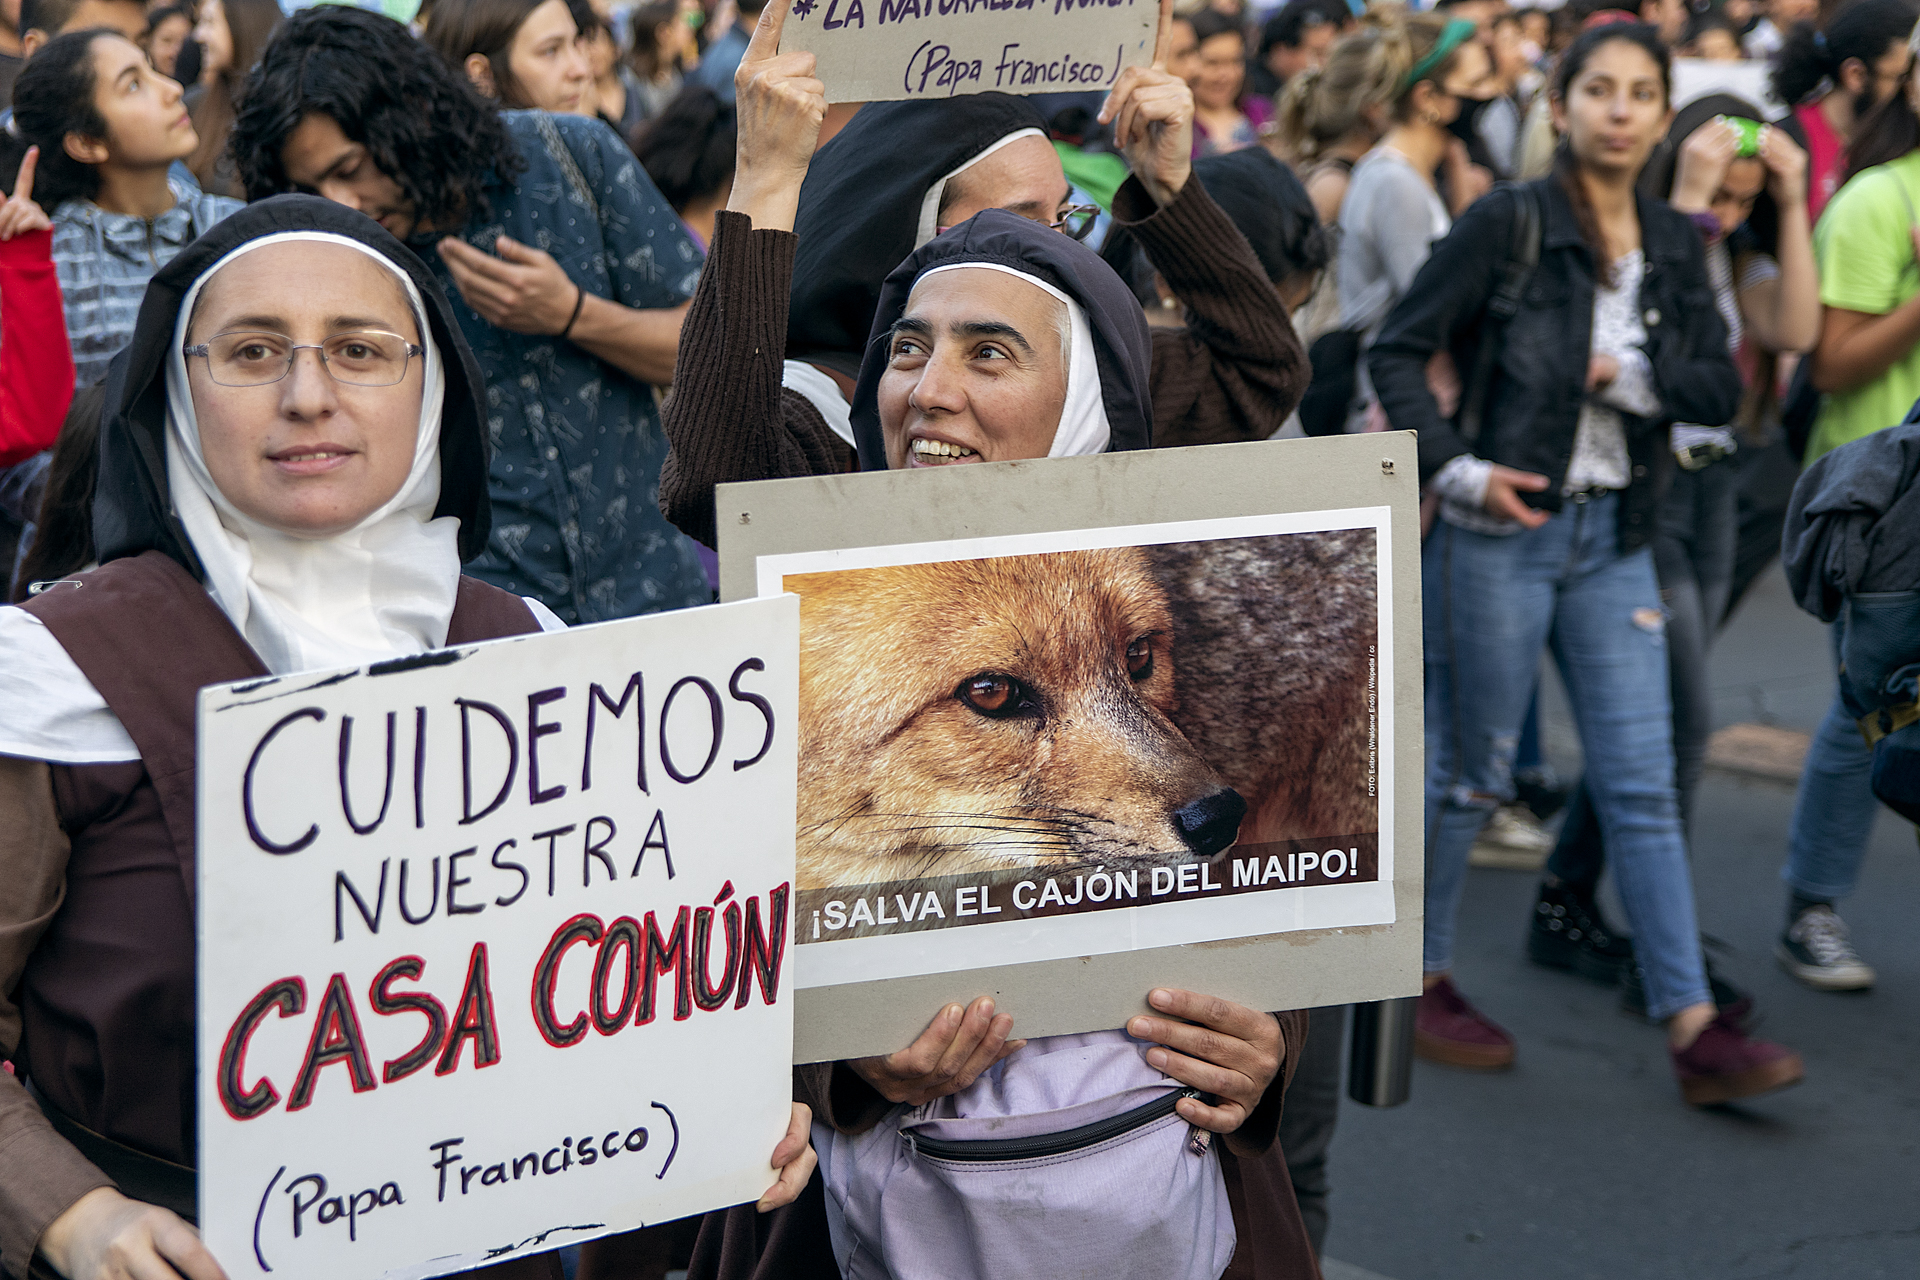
232, 4, 711, 626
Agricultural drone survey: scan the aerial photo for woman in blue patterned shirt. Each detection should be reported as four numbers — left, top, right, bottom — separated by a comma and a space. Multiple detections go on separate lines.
233, 5, 710, 624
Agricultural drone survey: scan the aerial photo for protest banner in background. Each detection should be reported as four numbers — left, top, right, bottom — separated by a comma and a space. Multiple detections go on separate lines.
718, 433, 1424, 1063
195, 598, 799, 1280
778, 0, 1157, 103
1671, 56, 1788, 119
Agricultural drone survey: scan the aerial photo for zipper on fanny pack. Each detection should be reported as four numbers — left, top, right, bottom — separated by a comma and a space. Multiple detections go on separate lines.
901, 1088, 1202, 1163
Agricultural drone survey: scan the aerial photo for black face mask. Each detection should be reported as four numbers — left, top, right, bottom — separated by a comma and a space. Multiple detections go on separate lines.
1448, 95, 1492, 148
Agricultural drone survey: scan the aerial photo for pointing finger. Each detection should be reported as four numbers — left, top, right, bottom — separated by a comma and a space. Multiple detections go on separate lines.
13, 145, 37, 203
744, 0, 793, 64
1151, 0, 1172, 72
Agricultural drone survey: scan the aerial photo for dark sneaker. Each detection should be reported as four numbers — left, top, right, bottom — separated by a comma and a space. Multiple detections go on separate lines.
1514, 768, 1570, 822
1776, 905, 1876, 991
1671, 1010, 1805, 1106
1528, 881, 1634, 984
1415, 977, 1516, 1070
1619, 935, 1755, 1026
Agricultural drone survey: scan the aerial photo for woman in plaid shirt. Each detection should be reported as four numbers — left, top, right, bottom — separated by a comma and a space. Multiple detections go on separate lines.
6, 29, 238, 390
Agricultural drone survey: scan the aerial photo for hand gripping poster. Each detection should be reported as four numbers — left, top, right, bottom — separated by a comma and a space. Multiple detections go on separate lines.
719, 433, 1425, 1062
194, 597, 798, 1280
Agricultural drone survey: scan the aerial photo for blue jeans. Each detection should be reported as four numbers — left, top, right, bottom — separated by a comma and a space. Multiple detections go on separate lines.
1424, 494, 1712, 1021
1548, 460, 1740, 886
1782, 623, 1880, 902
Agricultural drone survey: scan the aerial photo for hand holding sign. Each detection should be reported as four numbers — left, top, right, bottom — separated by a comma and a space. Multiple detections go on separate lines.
729, 0, 827, 233
755, 1102, 819, 1212
39, 1187, 228, 1280
1098, 0, 1193, 209
1127, 989, 1284, 1136
849, 997, 1025, 1106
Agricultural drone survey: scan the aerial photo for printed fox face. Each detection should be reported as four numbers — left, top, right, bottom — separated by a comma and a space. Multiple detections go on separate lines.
787, 548, 1246, 890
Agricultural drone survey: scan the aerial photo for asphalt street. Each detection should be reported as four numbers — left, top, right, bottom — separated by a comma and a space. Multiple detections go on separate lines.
1319, 567, 1920, 1279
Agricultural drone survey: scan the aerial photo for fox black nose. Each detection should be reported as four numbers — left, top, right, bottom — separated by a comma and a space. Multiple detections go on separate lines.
1173, 788, 1247, 858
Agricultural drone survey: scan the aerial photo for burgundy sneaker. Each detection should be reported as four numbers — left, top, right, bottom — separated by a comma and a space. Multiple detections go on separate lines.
1415, 977, 1516, 1070
1671, 1010, 1805, 1106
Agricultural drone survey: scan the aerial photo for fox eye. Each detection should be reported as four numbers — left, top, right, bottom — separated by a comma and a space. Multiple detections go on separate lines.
957, 673, 1037, 719
1125, 638, 1154, 682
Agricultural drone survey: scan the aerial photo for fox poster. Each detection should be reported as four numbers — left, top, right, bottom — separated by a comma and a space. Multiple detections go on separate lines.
719, 433, 1424, 1063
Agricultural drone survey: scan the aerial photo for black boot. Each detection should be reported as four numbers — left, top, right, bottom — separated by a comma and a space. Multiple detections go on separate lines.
1528, 879, 1634, 983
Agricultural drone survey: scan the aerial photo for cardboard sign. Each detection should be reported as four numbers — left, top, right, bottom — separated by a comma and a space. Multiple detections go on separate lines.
778, 0, 1157, 103
1671, 56, 1788, 120
719, 433, 1424, 1063
194, 598, 798, 1280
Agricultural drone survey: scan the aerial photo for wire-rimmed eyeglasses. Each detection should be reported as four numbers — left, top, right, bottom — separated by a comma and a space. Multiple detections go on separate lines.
1047, 203, 1103, 241
183, 330, 424, 388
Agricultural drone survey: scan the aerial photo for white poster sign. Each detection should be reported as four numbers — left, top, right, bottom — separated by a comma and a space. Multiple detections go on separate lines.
1670, 56, 1789, 120
194, 598, 799, 1280
778, 0, 1157, 103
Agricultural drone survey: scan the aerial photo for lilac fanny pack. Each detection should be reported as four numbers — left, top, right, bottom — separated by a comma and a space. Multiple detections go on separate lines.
816, 1030, 1236, 1280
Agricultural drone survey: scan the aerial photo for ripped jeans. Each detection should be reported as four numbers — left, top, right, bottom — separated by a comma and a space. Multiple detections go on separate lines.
1423, 493, 1712, 1021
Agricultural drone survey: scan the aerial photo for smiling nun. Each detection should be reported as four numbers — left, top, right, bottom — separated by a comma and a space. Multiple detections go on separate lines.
663, 6, 1318, 1279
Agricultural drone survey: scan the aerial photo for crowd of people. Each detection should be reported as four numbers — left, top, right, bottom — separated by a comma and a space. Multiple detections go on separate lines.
2, 0, 1918, 1275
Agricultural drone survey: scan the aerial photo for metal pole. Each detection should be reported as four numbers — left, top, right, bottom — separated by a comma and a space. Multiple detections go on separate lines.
1347, 996, 1416, 1107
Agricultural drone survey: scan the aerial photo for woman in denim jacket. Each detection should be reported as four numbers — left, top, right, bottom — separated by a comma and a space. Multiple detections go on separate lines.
1369, 22, 1804, 1106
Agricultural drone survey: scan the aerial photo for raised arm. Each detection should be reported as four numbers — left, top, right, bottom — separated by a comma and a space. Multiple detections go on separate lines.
0, 149, 74, 469
1121, 175, 1309, 446
1669, 119, 1818, 355
655, 0, 846, 548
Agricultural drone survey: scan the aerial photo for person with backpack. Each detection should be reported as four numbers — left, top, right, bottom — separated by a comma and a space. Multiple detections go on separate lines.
1370, 22, 1804, 1105
1333, 10, 1492, 434
1768, 18, 1920, 993
1528, 95, 1820, 1006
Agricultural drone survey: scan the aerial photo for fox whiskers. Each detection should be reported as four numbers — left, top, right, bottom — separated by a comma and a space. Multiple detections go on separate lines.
797, 803, 1191, 884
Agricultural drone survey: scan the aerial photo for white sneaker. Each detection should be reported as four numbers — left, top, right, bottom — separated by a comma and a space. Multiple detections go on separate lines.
1468, 804, 1554, 870
1776, 905, 1876, 991
1483, 804, 1553, 850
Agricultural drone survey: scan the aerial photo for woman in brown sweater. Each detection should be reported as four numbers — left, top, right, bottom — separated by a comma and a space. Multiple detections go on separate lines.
666, 4, 1319, 1278
657, 12, 1308, 552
